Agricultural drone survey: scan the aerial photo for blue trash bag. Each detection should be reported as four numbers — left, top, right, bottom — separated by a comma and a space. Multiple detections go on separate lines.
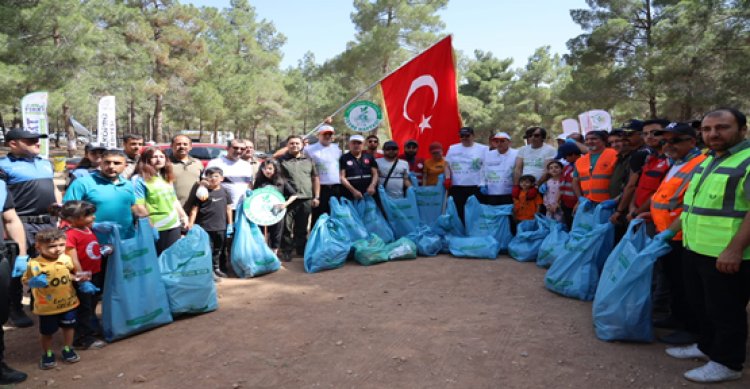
448, 235, 500, 259
464, 196, 514, 253
230, 201, 281, 278
405, 225, 442, 257
97, 218, 173, 342
593, 220, 672, 342
544, 201, 615, 301
537, 220, 568, 268
304, 214, 351, 273
157, 225, 218, 315
330, 197, 369, 241
508, 214, 552, 262
352, 234, 389, 266
378, 186, 421, 238
353, 195, 395, 243
384, 237, 418, 260
409, 173, 446, 226
434, 196, 465, 237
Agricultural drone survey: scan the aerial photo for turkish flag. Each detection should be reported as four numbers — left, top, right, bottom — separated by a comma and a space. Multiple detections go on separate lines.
380, 35, 461, 159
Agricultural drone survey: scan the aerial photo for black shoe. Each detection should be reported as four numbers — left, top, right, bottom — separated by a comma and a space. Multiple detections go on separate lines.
8, 307, 33, 328
653, 316, 680, 329
0, 362, 27, 385
213, 269, 228, 278
279, 252, 292, 262
658, 330, 698, 345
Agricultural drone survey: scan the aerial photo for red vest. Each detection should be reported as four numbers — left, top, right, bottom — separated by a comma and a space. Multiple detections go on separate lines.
560, 164, 577, 208
634, 154, 671, 207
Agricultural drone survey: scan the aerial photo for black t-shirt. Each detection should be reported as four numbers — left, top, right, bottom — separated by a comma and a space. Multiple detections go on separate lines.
629, 147, 654, 174
339, 152, 377, 193
190, 184, 232, 232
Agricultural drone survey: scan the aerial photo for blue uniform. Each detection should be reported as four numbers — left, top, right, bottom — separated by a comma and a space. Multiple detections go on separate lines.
0, 155, 56, 217
64, 171, 136, 239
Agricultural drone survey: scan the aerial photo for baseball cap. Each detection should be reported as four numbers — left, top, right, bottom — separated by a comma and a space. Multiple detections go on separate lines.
383, 140, 399, 150
621, 119, 644, 132
84, 142, 107, 152
493, 132, 511, 140
349, 134, 365, 143
555, 133, 567, 141
429, 142, 442, 152
405, 139, 418, 147
655, 122, 697, 138
317, 125, 335, 134
555, 142, 583, 159
5, 128, 49, 141
459, 127, 474, 136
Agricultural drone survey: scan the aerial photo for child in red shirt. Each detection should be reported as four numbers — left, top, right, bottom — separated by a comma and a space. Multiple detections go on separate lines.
512, 175, 542, 221
61, 201, 106, 350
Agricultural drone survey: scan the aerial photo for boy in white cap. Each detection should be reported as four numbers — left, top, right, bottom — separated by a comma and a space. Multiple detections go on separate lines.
480, 132, 518, 205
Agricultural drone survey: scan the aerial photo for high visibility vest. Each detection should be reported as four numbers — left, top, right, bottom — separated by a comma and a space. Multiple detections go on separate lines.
650, 154, 706, 240
575, 148, 618, 202
560, 164, 577, 208
681, 145, 750, 259
634, 154, 671, 207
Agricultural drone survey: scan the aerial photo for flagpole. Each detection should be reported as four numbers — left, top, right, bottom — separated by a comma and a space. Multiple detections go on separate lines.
304, 34, 453, 136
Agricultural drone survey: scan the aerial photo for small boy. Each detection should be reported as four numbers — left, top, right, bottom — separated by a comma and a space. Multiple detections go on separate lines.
22, 228, 81, 369
188, 167, 233, 278
512, 174, 542, 221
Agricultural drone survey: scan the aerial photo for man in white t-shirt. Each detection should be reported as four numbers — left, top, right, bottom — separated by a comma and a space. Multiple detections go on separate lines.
376, 140, 411, 198
446, 127, 489, 223
480, 131, 518, 205
513, 126, 557, 185
206, 139, 254, 210
304, 124, 342, 227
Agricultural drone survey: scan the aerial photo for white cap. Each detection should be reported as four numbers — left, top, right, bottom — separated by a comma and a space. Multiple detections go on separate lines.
349, 134, 365, 143
492, 131, 511, 140
556, 134, 567, 140
317, 125, 335, 134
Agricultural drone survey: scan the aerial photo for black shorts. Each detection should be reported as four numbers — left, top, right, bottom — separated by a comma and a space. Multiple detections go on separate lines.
38, 309, 77, 335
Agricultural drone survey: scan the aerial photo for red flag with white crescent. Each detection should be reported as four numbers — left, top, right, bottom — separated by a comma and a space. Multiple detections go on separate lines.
380, 35, 461, 159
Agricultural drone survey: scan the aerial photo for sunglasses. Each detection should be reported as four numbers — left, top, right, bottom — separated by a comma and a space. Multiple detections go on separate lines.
529, 133, 543, 138
232, 147, 247, 151
384, 147, 398, 151
459, 134, 471, 138
664, 137, 692, 145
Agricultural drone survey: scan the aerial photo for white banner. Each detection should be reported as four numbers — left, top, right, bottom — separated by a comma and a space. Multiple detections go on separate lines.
578, 110, 612, 134
561, 118, 580, 136
21, 91, 49, 158
97, 96, 117, 149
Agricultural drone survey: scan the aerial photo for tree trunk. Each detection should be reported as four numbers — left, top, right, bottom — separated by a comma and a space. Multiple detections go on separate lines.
63, 103, 76, 157
129, 96, 136, 134
0, 111, 5, 138
153, 94, 163, 142
145, 112, 152, 141
213, 118, 219, 144
12, 106, 22, 128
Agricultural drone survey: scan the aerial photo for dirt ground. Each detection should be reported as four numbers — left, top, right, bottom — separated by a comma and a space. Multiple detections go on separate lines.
3, 254, 749, 389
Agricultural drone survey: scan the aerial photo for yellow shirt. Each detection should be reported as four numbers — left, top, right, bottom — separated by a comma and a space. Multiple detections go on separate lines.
22, 254, 79, 315
423, 158, 447, 186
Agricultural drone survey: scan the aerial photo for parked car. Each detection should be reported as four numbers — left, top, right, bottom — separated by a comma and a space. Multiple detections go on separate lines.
157, 143, 228, 168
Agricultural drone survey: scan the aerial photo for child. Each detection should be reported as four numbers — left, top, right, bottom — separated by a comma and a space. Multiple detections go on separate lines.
188, 166, 233, 278
61, 201, 106, 350
543, 161, 564, 222
252, 160, 298, 256
22, 228, 95, 369
512, 174, 542, 221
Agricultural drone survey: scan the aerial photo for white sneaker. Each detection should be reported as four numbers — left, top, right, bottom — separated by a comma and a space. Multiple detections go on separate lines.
684, 361, 742, 383
665, 343, 708, 360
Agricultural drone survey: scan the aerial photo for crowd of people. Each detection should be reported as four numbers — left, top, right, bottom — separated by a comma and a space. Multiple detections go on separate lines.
0, 106, 746, 384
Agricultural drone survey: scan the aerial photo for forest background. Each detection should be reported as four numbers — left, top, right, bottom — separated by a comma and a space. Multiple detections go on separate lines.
0, 0, 747, 153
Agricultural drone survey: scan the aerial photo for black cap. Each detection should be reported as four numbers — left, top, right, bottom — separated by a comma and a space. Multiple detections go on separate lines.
655, 122, 697, 138
84, 142, 107, 152
383, 140, 399, 150
405, 139, 418, 147
459, 127, 474, 136
5, 128, 49, 141
555, 142, 582, 159
621, 119, 644, 132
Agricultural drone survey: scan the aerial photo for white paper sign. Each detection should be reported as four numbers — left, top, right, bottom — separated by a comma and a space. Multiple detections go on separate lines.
561, 118, 580, 136
21, 91, 49, 158
97, 96, 117, 149
578, 110, 612, 134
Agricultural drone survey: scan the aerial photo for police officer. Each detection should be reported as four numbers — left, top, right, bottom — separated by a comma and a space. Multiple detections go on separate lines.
339, 135, 378, 201
660, 108, 750, 383
0, 180, 28, 384
0, 128, 62, 328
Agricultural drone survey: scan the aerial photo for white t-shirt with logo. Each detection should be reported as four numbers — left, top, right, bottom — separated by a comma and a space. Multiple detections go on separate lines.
376, 158, 410, 198
517, 144, 556, 181
206, 156, 253, 209
304, 143, 342, 185
481, 148, 518, 195
446, 143, 489, 186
